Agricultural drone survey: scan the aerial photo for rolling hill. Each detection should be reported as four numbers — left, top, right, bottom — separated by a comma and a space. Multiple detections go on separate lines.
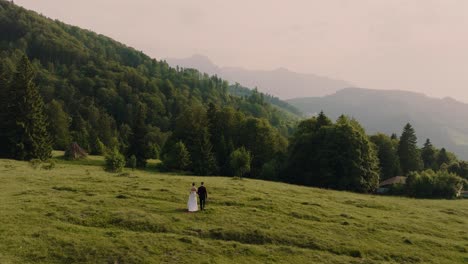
0, 0, 296, 172
166, 54, 351, 99
0, 156, 466, 263
288, 87, 468, 159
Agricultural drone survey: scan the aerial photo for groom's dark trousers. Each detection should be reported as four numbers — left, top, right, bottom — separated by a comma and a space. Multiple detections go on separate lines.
197, 186, 207, 210
199, 197, 206, 210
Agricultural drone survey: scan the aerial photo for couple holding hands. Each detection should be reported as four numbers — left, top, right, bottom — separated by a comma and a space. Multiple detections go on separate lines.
187, 182, 208, 212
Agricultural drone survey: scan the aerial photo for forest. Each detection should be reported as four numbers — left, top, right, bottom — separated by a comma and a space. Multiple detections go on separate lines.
0, 1, 466, 198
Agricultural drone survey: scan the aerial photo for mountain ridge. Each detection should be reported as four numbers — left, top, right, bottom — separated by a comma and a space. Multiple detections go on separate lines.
166, 54, 352, 99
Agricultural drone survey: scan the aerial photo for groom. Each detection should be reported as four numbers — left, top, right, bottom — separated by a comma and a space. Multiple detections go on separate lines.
197, 182, 208, 210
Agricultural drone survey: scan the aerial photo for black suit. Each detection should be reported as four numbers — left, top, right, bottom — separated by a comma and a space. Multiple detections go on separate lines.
197, 186, 207, 210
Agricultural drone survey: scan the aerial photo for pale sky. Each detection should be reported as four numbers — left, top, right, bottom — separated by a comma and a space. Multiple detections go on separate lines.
15, 0, 468, 102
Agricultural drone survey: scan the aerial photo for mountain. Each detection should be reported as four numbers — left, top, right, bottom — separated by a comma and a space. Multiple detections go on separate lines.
288, 87, 468, 159
166, 54, 352, 99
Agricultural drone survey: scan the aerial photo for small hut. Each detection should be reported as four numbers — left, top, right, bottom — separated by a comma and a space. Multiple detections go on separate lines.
64, 142, 88, 160
376, 176, 407, 194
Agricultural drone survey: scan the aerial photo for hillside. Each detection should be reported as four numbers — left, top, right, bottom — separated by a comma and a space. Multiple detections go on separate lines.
228, 84, 303, 117
0, 157, 466, 263
166, 54, 351, 99
0, 1, 295, 177
288, 87, 468, 159
0, 0, 295, 139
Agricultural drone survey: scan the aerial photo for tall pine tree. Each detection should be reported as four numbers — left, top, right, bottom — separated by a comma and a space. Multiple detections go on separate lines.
192, 129, 218, 176
127, 104, 148, 167
5, 55, 52, 160
0, 59, 12, 157
421, 138, 436, 170
47, 100, 71, 150
436, 148, 450, 168
397, 123, 423, 175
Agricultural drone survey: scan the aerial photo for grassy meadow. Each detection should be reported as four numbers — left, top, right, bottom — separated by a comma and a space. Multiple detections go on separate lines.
0, 153, 467, 264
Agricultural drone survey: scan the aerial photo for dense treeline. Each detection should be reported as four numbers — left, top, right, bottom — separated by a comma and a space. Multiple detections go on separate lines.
280, 112, 467, 196
229, 83, 303, 117
282, 112, 380, 192
0, 1, 466, 198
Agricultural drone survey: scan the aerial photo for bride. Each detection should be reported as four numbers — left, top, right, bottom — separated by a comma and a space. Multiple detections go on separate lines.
187, 182, 198, 212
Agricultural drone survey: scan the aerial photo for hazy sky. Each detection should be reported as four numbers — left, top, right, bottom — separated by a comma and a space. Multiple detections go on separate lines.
15, 0, 468, 101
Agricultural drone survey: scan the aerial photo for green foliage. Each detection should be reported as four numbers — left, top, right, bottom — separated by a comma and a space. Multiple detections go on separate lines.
162, 141, 191, 171
105, 147, 125, 173
46, 100, 71, 150
421, 139, 437, 170
91, 137, 106, 155
127, 155, 137, 170
3, 54, 52, 160
406, 170, 465, 199
0, 1, 291, 172
239, 117, 287, 176
0, 59, 13, 156
259, 158, 282, 180
229, 147, 252, 178
370, 133, 401, 180
192, 131, 218, 176
3, 1, 466, 197
127, 104, 149, 168
147, 144, 160, 159
398, 123, 423, 175
229, 83, 303, 117
436, 148, 451, 168
284, 114, 380, 193
447, 161, 468, 180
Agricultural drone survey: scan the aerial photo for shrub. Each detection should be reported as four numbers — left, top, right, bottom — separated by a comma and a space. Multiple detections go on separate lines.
92, 138, 106, 155
148, 144, 160, 159
229, 147, 252, 178
406, 170, 465, 199
105, 148, 125, 173
127, 155, 137, 170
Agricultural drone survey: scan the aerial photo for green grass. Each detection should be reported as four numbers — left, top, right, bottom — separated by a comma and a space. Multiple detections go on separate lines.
0, 156, 467, 264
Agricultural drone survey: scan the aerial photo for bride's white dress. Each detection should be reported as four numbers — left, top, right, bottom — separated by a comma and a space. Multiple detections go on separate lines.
187, 187, 198, 212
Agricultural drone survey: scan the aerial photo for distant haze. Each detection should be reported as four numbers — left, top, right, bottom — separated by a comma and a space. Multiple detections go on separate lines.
15, 0, 468, 102
166, 54, 352, 99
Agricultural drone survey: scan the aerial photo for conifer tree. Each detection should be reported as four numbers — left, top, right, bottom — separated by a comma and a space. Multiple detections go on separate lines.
397, 123, 423, 174
192, 130, 217, 176
6, 55, 52, 160
436, 148, 450, 168
127, 104, 148, 167
421, 139, 436, 169
0, 60, 12, 157
316, 110, 332, 127
47, 100, 71, 150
